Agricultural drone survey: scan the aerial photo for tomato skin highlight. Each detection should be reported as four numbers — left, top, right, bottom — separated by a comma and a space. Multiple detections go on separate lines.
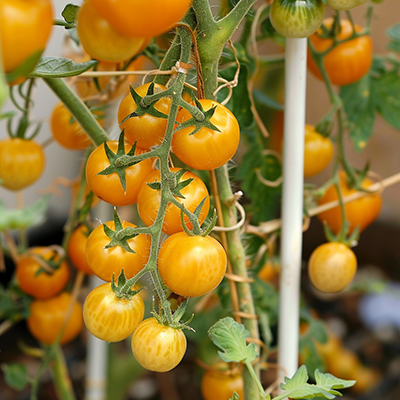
91, 0, 192, 38
317, 171, 382, 234
0, 0, 54, 73
118, 83, 171, 149
158, 232, 227, 298
201, 369, 244, 400
308, 242, 357, 293
16, 247, 70, 300
270, 0, 325, 38
308, 19, 373, 86
86, 221, 151, 282
67, 225, 94, 275
131, 317, 187, 372
0, 138, 45, 191
173, 100, 240, 170
27, 292, 83, 345
83, 283, 144, 342
137, 168, 210, 235
86, 141, 155, 206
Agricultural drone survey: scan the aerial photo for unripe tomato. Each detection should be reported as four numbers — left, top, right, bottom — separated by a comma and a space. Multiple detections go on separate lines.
317, 171, 382, 234
27, 292, 83, 345
270, 0, 325, 38
0, 138, 45, 191
158, 232, 227, 297
308, 242, 357, 293
91, 0, 192, 38
86, 141, 155, 206
16, 247, 70, 299
85, 220, 151, 282
118, 83, 171, 149
50, 103, 92, 150
83, 283, 144, 342
76, 0, 144, 63
67, 225, 93, 275
201, 367, 244, 400
308, 19, 373, 86
0, 0, 54, 73
137, 168, 210, 235
131, 318, 187, 372
326, 0, 370, 10
173, 100, 240, 170
304, 125, 334, 177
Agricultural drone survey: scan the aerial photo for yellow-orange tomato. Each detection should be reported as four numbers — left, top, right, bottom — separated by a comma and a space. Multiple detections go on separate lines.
27, 292, 83, 345
67, 225, 93, 275
317, 171, 382, 235
0, 138, 45, 191
16, 247, 70, 300
258, 261, 281, 282
0, 0, 54, 73
86, 141, 155, 206
325, 347, 360, 380
118, 82, 171, 149
86, 220, 151, 282
352, 366, 381, 393
304, 125, 334, 177
326, 0, 369, 10
137, 168, 210, 235
308, 19, 373, 86
131, 317, 187, 372
201, 368, 244, 400
83, 283, 144, 342
50, 103, 93, 150
76, 0, 144, 63
308, 242, 357, 293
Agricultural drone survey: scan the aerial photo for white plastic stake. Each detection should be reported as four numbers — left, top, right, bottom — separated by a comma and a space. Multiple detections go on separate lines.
278, 38, 307, 381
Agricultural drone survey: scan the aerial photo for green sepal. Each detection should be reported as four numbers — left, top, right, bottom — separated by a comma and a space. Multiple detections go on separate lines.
111, 269, 143, 300
171, 169, 194, 198
147, 181, 161, 191
180, 206, 194, 236
229, 393, 240, 400
201, 209, 218, 237
34, 251, 63, 277
1, 363, 29, 391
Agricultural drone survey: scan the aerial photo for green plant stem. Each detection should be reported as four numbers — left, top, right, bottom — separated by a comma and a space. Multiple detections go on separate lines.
43, 78, 108, 146
245, 360, 269, 400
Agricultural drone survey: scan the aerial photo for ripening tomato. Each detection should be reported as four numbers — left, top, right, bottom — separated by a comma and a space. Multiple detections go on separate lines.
76, 0, 144, 63
83, 283, 144, 342
67, 225, 93, 275
308, 242, 357, 293
258, 261, 281, 282
91, 0, 191, 38
137, 168, 210, 235
158, 232, 227, 297
118, 83, 171, 149
270, 0, 325, 38
352, 366, 381, 393
304, 124, 334, 177
326, 0, 369, 10
86, 220, 151, 282
16, 247, 70, 299
50, 103, 93, 150
0, 138, 45, 191
0, 0, 54, 73
131, 318, 187, 372
27, 292, 83, 345
201, 367, 244, 400
325, 347, 360, 380
86, 141, 155, 206
308, 19, 373, 86
173, 99, 240, 170
317, 171, 382, 234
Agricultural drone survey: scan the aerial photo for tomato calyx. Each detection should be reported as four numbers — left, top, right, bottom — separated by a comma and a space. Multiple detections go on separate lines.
180, 201, 217, 237
111, 269, 144, 301
27, 247, 66, 276
152, 297, 194, 331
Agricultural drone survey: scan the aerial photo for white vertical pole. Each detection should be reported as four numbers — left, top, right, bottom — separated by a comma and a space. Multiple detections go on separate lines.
278, 38, 307, 380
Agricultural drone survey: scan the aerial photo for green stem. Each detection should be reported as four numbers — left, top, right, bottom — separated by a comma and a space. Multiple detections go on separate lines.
43, 78, 108, 146
245, 360, 268, 400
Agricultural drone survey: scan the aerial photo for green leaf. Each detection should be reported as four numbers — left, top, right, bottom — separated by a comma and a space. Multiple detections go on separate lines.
387, 23, 400, 52
299, 337, 326, 380
208, 317, 258, 364
5, 50, 43, 83
2, 363, 29, 391
0, 284, 32, 321
315, 370, 356, 390
62, 4, 80, 24
28, 57, 98, 78
253, 90, 284, 111
0, 195, 50, 231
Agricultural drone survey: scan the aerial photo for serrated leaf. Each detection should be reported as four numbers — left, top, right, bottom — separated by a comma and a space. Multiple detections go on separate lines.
2, 363, 29, 391
0, 195, 50, 231
62, 4, 80, 24
28, 57, 98, 78
208, 317, 258, 364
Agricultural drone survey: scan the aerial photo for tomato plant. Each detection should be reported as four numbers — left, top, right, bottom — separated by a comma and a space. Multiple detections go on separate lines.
67, 225, 94, 275
172, 99, 240, 170
326, 0, 370, 10
308, 242, 357, 293
83, 282, 144, 342
16, 247, 70, 299
131, 317, 187, 372
27, 292, 83, 345
308, 18, 373, 86
0, 137, 45, 191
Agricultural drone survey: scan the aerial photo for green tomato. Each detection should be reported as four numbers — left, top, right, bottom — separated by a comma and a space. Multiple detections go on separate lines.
270, 0, 325, 38
326, 0, 370, 9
